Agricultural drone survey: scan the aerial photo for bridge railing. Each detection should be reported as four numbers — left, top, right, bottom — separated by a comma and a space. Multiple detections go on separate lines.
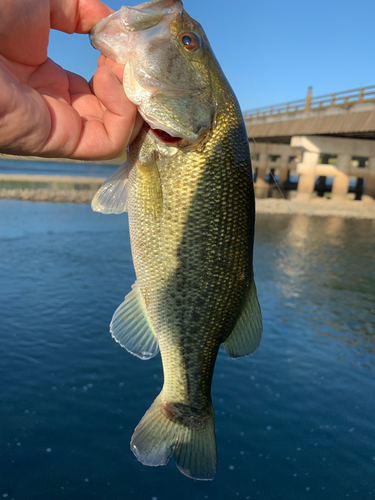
243, 85, 375, 119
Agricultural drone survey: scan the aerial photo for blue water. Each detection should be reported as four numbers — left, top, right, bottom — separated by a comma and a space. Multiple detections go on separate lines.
0, 199, 374, 500
0, 158, 118, 178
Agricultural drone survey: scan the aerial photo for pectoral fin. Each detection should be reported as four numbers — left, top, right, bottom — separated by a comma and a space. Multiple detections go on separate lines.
223, 279, 262, 358
110, 282, 159, 360
91, 161, 132, 214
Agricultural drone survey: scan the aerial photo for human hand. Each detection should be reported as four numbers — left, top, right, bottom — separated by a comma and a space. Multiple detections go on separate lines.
0, 0, 143, 160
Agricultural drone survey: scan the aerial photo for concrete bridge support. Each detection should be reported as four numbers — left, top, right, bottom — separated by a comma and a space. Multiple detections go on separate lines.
296, 151, 320, 201
249, 135, 375, 201
254, 173, 269, 198
331, 154, 350, 201
291, 136, 375, 201
254, 153, 269, 198
364, 158, 375, 198
277, 164, 290, 184
250, 142, 298, 198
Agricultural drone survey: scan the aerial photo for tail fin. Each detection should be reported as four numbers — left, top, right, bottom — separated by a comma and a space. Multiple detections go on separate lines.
130, 394, 217, 480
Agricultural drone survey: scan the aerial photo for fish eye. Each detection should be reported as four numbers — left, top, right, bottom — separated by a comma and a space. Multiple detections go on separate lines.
179, 32, 199, 52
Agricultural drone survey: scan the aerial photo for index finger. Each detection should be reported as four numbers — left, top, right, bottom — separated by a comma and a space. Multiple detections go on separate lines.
0, 0, 114, 66
50, 0, 114, 34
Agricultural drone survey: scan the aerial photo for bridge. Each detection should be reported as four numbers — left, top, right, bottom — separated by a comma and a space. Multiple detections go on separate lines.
244, 85, 375, 200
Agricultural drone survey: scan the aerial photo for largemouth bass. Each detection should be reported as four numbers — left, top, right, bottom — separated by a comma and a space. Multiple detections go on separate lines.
90, 0, 262, 480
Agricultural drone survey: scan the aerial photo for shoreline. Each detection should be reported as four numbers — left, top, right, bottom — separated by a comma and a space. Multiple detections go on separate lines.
0, 153, 124, 165
0, 188, 98, 204
1, 187, 375, 219
255, 197, 375, 219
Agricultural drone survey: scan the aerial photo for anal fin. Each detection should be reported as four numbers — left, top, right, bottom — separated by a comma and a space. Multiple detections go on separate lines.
223, 278, 262, 358
110, 282, 159, 360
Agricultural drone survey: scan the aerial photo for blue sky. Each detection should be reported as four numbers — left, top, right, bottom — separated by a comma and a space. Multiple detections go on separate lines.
48, 0, 375, 112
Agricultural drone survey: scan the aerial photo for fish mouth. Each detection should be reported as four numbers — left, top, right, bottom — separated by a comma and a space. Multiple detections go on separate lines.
138, 100, 200, 144
143, 122, 183, 144
152, 129, 183, 144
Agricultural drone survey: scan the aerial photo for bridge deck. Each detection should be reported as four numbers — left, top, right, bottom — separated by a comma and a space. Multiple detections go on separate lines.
244, 85, 375, 142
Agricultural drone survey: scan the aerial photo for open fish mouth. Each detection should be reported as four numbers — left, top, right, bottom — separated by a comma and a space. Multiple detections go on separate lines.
151, 128, 183, 144
142, 122, 183, 144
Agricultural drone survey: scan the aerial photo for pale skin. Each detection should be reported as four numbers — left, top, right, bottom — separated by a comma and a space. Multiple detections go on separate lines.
0, 0, 143, 160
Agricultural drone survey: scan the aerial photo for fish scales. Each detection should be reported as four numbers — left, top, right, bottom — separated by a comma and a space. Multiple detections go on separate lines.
130, 105, 252, 404
90, 0, 262, 480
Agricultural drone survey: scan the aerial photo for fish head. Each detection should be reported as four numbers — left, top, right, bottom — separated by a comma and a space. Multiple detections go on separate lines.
90, 0, 217, 145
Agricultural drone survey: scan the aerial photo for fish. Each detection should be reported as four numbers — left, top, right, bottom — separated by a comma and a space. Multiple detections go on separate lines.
90, 0, 262, 481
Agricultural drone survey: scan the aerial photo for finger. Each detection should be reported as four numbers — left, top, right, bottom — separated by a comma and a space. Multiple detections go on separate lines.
97, 54, 107, 67
66, 71, 91, 96
0, 63, 52, 155
70, 92, 104, 119
103, 58, 118, 70
50, 0, 114, 34
129, 112, 144, 145
91, 64, 137, 142
70, 65, 138, 159
111, 64, 125, 84
97, 55, 123, 77
0, 0, 49, 65
94, 57, 124, 87
90, 64, 141, 144
98, 57, 117, 70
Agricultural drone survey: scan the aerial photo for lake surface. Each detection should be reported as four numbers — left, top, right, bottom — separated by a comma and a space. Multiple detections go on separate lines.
0, 158, 117, 178
0, 199, 374, 500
